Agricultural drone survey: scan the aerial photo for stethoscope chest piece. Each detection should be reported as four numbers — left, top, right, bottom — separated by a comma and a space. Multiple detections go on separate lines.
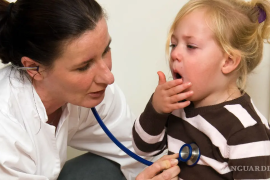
178, 143, 201, 166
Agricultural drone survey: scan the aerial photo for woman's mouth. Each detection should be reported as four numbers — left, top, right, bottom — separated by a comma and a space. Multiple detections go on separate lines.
88, 90, 105, 98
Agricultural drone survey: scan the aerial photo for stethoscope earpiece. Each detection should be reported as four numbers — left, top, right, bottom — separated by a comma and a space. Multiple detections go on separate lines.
17, 66, 39, 71
178, 143, 201, 166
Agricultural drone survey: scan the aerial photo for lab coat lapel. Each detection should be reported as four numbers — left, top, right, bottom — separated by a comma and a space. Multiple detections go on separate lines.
12, 76, 62, 179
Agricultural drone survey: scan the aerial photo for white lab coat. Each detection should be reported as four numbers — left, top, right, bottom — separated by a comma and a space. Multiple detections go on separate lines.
0, 65, 147, 180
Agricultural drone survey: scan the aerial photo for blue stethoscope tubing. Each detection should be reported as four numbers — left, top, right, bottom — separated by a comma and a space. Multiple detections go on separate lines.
91, 107, 153, 166
91, 107, 201, 167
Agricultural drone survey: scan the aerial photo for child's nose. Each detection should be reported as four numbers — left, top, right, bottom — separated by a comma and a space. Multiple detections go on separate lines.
171, 47, 182, 62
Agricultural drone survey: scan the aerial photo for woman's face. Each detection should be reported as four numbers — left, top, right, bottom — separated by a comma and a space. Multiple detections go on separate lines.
41, 18, 114, 108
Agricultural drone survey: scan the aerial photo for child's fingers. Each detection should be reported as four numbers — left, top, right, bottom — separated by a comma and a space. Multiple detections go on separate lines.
170, 91, 193, 103
161, 79, 183, 90
169, 100, 191, 110
157, 71, 167, 85
166, 82, 192, 96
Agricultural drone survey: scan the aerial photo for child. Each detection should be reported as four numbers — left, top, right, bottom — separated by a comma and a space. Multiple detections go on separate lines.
132, 0, 270, 179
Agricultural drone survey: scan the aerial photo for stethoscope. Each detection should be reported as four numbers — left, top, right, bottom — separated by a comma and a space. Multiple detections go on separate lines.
91, 107, 201, 166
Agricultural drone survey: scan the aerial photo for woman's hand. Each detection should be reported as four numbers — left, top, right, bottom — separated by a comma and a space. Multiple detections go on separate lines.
152, 71, 193, 114
136, 154, 180, 180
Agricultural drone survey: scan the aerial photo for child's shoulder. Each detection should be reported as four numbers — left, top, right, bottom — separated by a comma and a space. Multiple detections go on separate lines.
224, 93, 268, 128
222, 93, 269, 144
178, 93, 269, 140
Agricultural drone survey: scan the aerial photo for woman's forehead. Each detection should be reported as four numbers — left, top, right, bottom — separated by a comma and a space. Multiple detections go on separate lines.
57, 18, 110, 67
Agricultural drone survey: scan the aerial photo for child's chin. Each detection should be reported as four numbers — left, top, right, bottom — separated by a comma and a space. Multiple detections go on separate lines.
185, 96, 194, 102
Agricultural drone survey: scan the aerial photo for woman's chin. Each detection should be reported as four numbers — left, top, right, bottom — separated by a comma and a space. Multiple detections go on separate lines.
74, 94, 105, 108
87, 98, 104, 108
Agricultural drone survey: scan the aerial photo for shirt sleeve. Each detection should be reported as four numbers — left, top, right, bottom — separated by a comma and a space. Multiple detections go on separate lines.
132, 95, 170, 157
0, 111, 48, 180
227, 123, 270, 179
67, 83, 151, 180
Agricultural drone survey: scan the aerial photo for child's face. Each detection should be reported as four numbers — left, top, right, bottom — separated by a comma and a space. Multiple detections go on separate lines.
170, 8, 227, 106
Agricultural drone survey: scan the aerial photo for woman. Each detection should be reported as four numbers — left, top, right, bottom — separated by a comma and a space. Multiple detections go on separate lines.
0, 0, 180, 179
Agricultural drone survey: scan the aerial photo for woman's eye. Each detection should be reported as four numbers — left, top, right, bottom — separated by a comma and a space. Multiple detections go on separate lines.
187, 45, 197, 49
77, 63, 90, 72
103, 47, 111, 55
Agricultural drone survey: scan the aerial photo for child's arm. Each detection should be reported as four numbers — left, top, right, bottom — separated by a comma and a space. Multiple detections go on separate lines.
132, 71, 193, 156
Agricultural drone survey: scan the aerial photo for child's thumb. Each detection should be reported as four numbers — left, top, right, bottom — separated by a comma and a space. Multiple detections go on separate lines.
157, 71, 166, 85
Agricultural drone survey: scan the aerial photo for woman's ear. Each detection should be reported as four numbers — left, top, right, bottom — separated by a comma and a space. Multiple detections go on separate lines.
221, 51, 241, 74
21, 56, 43, 80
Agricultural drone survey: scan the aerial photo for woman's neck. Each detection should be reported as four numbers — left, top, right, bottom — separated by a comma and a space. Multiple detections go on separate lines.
33, 81, 66, 116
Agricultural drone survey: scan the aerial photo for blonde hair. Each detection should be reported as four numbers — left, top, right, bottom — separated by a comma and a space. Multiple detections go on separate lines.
166, 0, 270, 90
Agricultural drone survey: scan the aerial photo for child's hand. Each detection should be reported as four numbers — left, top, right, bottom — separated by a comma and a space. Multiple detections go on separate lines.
152, 71, 193, 114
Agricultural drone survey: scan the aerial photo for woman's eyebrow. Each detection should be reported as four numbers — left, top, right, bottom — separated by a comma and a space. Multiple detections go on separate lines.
102, 38, 112, 56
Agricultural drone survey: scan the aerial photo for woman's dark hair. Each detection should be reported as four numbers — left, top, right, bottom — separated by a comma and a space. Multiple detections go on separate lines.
0, 0, 104, 67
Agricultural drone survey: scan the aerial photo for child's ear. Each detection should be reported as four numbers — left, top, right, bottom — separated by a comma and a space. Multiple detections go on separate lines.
21, 56, 43, 81
221, 51, 241, 74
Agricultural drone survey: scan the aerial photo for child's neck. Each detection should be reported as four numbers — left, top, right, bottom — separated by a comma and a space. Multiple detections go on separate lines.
193, 87, 242, 108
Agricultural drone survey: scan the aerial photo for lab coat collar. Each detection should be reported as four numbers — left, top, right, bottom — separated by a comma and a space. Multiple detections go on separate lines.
8, 66, 70, 124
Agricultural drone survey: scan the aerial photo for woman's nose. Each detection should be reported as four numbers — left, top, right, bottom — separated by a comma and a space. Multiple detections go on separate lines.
95, 61, 114, 85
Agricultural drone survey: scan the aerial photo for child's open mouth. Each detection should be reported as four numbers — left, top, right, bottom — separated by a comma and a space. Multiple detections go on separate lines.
175, 72, 187, 102
176, 73, 182, 79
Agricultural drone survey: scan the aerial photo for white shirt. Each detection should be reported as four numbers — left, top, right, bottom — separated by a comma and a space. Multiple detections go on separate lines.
0, 66, 147, 180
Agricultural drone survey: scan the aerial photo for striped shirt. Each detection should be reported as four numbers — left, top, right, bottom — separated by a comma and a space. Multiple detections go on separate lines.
133, 93, 270, 179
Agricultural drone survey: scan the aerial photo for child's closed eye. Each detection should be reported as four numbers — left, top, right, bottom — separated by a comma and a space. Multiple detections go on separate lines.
169, 44, 177, 49
187, 44, 197, 49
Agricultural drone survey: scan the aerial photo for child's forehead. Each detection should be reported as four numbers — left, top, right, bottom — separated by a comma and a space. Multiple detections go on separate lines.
179, 8, 210, 26
172, 9, 215, 40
